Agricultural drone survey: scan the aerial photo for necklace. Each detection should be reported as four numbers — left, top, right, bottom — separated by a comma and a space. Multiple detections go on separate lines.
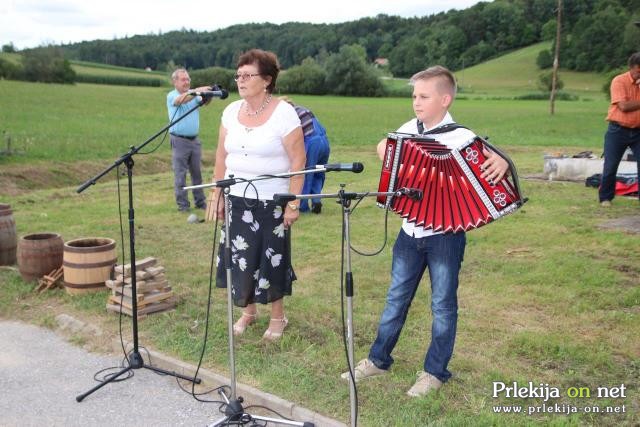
244, 94, 272, 117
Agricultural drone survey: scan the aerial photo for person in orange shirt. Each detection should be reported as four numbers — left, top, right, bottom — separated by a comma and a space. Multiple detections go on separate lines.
599, 52, 640, 206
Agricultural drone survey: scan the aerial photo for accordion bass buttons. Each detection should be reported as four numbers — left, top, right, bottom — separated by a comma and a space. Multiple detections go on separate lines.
464, 147, 480, 165
493, 189, 508, 207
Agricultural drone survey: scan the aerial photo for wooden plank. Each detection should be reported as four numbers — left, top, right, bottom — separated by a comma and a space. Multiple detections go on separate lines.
108, 289, 174, 309
144, 273, 166, 284
105, 279, 125, 289
106, 303, 146, 318
113, 285, 171, 299
108, 279, 169, 294
114, 257, 157, 275
36, 267, 64, 293
115, 275, 147, 286
106, 297, 177, 317
145, 266, 165, 276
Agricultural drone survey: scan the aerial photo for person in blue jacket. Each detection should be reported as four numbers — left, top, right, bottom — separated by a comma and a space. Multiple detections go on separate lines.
282, 98, 331, 213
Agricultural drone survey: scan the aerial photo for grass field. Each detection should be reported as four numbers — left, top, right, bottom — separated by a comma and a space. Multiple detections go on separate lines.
0, 52, 170, 84
0, 58, 638, 426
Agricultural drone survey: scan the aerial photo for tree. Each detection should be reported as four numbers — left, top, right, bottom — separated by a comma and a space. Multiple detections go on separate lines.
277, 57, 327, 95
324, 44, 386, 97
189, 66, 235, 91
2, 42, 16, 53
0, 57, 23, 79
537, 49, 553, 69
538, 70, 564, 92
563, 2, 628, 71
22, 46, 76, 84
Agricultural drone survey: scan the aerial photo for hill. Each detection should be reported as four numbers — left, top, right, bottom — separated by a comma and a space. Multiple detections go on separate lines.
456, 42, 607, 98
382, 42, 607, 100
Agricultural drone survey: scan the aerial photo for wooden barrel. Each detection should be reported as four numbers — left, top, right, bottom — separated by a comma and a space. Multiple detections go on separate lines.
17, 233, 64, 281
63, 237, 116, 295
0, 204, 18, 266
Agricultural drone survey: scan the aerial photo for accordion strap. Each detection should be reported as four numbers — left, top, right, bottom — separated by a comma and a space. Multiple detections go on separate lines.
417, 120, 469, 135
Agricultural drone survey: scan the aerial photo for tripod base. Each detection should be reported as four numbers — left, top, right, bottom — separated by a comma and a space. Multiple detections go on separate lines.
208, 389, 314, 427
76, 350, 201, 402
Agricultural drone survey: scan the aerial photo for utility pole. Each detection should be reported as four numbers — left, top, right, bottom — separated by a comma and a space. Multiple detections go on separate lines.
550, 0, 562, 115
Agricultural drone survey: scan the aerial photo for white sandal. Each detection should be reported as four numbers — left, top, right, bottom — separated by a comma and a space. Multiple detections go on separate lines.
262, 317, 288, 341
233, 312, 257, 336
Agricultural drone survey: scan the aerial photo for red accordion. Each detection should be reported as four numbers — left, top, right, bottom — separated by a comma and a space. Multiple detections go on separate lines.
377, 132, 526, 233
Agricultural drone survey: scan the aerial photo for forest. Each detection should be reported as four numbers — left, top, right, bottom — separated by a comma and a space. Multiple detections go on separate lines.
46, 0, 640, 76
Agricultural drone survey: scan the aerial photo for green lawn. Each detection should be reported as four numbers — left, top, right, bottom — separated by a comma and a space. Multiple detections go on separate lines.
0, 76, 637, 427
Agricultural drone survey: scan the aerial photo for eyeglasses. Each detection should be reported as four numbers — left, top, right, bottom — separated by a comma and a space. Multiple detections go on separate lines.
234, 73, 261, 81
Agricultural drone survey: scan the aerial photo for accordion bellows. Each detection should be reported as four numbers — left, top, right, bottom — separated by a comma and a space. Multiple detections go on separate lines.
377, 133, 526, 233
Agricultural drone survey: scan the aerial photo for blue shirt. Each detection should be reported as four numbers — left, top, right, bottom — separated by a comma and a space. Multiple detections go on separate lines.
166, 89, 201, 136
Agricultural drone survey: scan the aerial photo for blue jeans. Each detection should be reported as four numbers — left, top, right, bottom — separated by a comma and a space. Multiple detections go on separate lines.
599, 122, 640, 202
368, 229, 466, 382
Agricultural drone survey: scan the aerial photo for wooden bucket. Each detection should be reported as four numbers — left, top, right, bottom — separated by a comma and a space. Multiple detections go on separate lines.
63, 237, 116, 295
0, 203, 17, 266
17, 233, 64, 281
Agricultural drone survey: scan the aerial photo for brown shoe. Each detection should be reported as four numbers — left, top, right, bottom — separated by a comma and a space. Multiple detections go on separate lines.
262, 317, 288, 341
406, 371, 443, 397
233, 311, 257, 336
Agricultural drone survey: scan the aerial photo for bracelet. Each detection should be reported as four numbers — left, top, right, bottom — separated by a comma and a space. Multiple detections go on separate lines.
287, 202, 299, 211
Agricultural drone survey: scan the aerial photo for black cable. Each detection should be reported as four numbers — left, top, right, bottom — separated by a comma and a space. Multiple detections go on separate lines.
349, 194, 391, 257
174, 196, 231, 404
138, 100, 182, 155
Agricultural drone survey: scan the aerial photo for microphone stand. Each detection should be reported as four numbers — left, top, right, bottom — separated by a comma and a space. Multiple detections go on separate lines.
185, 173, 316, 427
75, 97, 212, 402
273, 186, 406, 427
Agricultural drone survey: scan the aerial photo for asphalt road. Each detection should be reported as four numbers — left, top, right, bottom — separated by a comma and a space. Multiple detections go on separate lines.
0, 320, 225, 427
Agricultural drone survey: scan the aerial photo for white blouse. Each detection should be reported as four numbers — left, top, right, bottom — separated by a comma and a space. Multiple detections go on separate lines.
221, 100, 301, 200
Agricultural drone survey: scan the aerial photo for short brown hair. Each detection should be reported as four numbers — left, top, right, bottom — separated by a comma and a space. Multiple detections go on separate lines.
237, 49, 280, 93
410, 65, 457, 97
628, 52, 640, 68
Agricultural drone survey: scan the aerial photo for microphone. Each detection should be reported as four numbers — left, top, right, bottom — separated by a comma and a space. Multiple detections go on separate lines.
397, 187, 423, 201
316, 163, 364, 173
188, 88, 229, 99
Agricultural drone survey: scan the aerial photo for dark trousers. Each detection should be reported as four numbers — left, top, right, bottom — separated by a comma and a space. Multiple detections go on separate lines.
171, 136, 206, 209
599, 122, 640, 202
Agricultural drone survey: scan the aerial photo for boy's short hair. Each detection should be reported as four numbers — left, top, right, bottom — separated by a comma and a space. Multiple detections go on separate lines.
410, 66, 457, 97
628, 52, 640, 68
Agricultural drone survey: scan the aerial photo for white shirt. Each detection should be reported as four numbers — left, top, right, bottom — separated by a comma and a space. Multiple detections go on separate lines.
395, 113, 476, 238
222, 100, 301, 200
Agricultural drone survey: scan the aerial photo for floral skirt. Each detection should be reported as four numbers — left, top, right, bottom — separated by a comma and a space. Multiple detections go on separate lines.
216, 195, 296, 307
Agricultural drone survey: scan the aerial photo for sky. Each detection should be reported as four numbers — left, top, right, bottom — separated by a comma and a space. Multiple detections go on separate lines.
1, 0, 481, 50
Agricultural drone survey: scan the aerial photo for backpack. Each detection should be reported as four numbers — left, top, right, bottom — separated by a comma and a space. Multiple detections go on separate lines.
585, 173, 639, 197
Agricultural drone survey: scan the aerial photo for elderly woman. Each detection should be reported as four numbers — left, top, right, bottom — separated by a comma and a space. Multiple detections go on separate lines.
209, 49, 305, 341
